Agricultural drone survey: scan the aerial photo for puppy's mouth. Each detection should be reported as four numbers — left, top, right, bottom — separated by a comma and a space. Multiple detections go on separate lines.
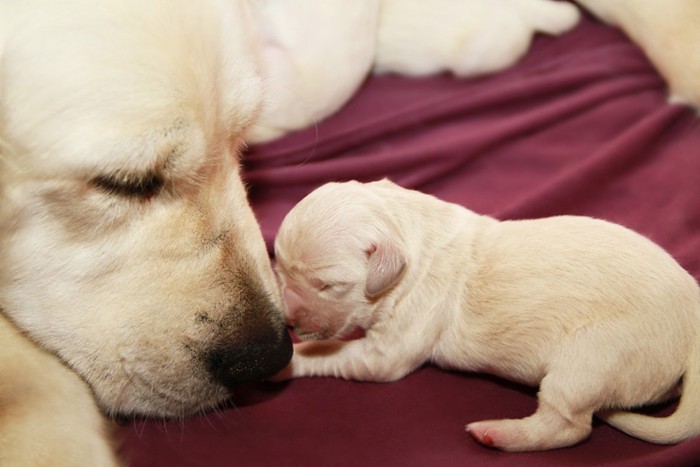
338, 326, 366, 341
291, 325, 365, 342
290, 326, 330, 342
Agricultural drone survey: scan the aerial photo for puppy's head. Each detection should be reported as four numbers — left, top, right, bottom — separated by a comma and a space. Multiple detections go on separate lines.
0, 0, 292, 417
275, 181, 407, 341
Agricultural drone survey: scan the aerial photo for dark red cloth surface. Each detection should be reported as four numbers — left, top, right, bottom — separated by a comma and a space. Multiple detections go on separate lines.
119, 13, 700, 467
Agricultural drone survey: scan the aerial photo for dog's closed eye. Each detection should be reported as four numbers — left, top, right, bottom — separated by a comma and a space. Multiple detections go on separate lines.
92, 171, 164, 199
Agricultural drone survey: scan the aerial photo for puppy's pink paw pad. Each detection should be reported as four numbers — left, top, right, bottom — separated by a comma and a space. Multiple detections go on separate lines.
466, 423, 498, 448
467, 419, 537, 452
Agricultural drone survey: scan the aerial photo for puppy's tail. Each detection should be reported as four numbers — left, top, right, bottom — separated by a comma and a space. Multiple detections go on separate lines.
600, 335, 700, 444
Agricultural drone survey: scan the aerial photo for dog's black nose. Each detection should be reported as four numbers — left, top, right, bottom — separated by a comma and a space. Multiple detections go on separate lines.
204, 275, 294, 387
206, 323, 293, 387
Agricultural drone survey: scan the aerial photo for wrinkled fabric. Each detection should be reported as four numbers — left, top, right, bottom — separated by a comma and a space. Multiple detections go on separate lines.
120, 13, 700, 467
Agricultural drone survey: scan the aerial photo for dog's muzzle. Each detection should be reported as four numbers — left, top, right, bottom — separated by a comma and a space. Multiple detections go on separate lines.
206, 324, 292, 386
204, 287, 293, 387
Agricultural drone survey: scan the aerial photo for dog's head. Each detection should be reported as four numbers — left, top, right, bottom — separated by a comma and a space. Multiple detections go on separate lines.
275, 181, 407, 341
0, 0, 292, 417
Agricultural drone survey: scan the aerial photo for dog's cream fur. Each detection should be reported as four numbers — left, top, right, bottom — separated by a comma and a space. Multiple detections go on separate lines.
577, 0, 700, 109
0, 316, 120, 467
0, 0, 294, 420
274, 180, 700, 451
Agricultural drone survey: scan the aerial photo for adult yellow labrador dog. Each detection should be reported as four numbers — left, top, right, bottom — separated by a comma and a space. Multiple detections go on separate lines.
0, 0, 578, 421
0, 0, 295, 419
0, 1, 300, 463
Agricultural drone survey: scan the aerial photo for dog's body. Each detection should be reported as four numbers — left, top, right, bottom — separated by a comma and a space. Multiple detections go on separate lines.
0, 316, 120, 467
274, 180, 700, 452
577, 0, 700, 108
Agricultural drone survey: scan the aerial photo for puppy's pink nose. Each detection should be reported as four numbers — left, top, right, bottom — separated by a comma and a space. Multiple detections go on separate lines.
282, 287, 305, 324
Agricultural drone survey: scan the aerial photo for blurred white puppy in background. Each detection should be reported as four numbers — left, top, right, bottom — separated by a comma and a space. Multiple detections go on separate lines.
250, 0, 581, 142
274, 180, 700, 452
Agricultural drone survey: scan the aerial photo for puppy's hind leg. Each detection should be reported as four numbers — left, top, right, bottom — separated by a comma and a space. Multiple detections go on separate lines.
466, 376, 594, 452
466, 327, 621, 451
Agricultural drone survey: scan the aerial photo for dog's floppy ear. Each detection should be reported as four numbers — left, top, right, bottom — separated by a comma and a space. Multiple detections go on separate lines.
365, 241, 407, 298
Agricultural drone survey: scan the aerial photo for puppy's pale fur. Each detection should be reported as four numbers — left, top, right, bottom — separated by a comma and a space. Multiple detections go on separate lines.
375, 0, 579, 77
275, 180, 700, 452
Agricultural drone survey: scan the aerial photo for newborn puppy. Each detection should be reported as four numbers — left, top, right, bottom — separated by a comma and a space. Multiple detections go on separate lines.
274, 179, 700, 452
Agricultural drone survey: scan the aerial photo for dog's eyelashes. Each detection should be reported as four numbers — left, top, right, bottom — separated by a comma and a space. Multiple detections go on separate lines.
92, 171, 164, 199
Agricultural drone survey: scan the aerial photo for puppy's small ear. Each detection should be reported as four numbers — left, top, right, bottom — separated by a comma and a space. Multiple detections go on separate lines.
365, 241, 407, 298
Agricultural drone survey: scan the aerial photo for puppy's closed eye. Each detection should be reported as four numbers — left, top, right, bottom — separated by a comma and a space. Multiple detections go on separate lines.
317, 281, 354, 299
92, 171, 164, 199
310, 278, 343, 292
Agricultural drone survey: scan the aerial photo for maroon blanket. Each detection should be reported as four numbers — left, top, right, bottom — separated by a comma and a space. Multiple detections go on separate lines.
119, 13, 700, 467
